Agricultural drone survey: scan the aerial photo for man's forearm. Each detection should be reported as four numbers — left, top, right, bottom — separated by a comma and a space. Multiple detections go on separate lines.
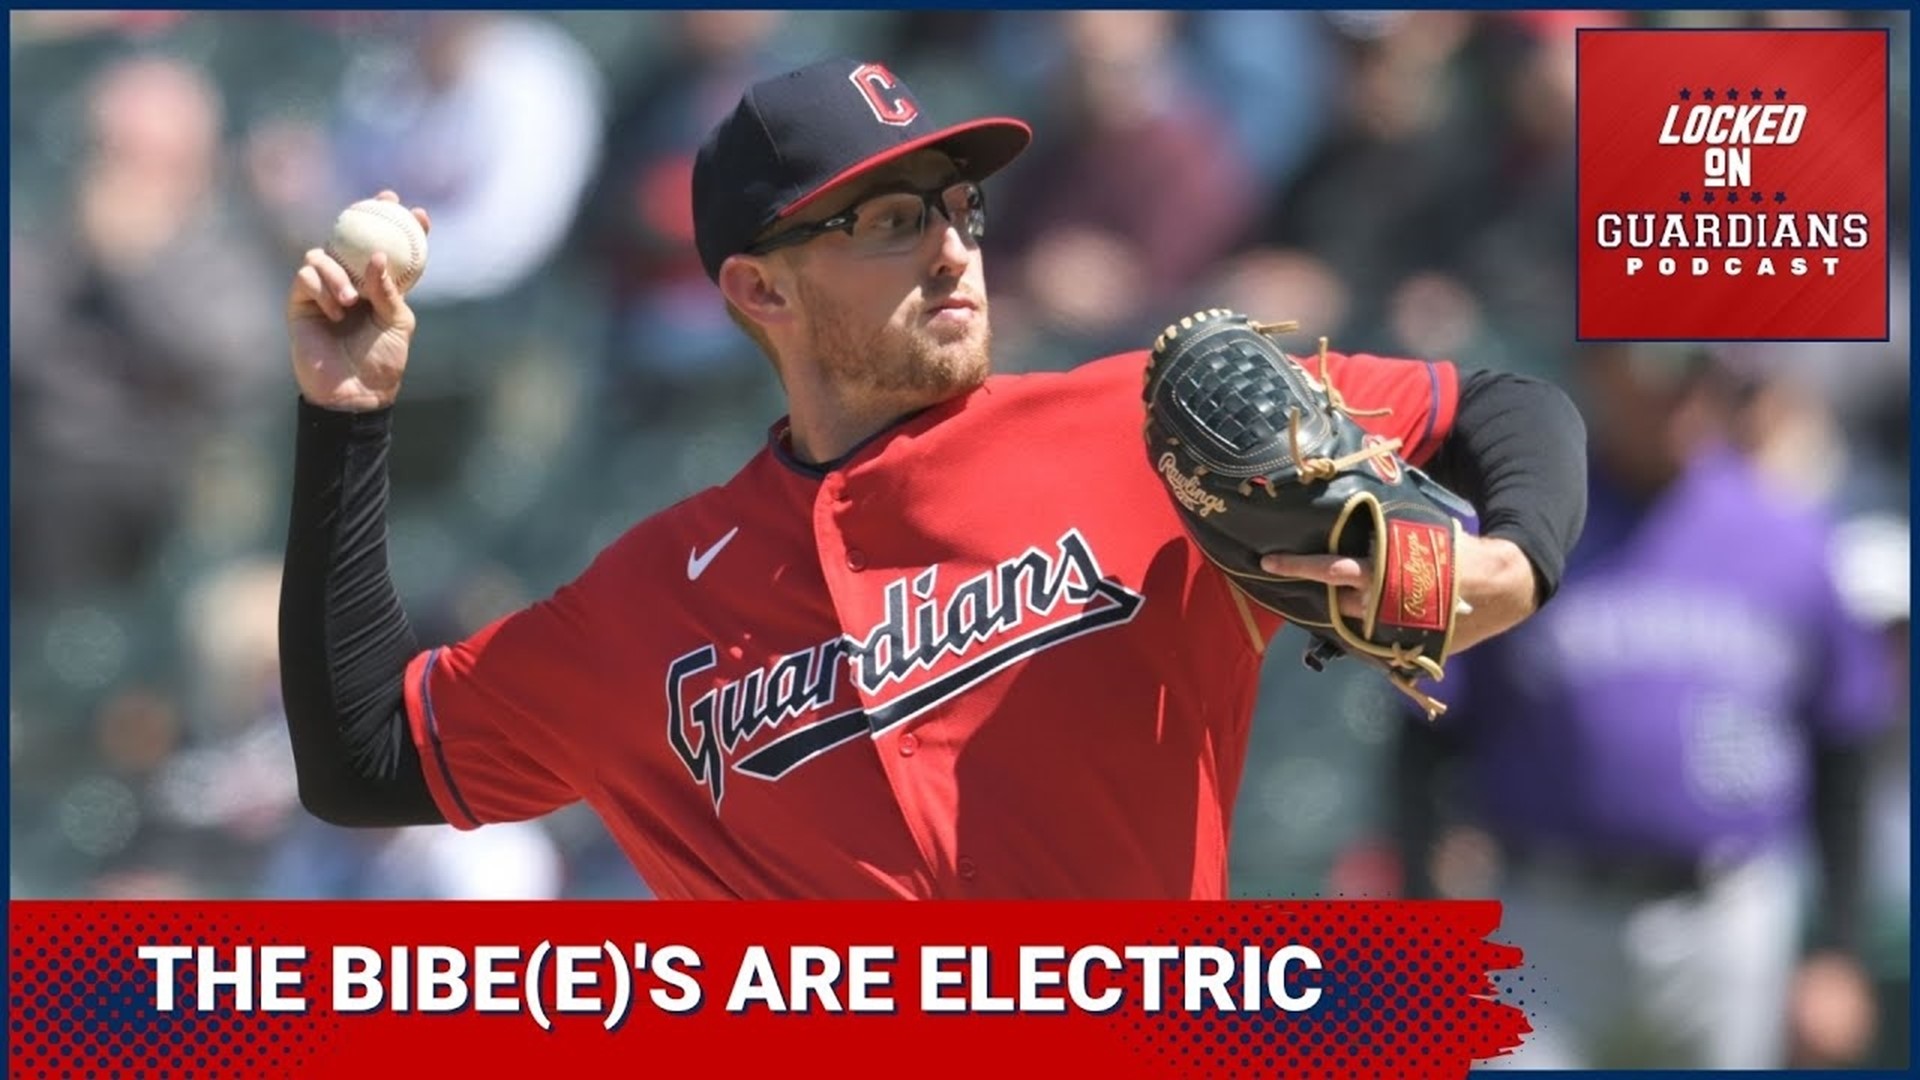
1809, 739, 1871, 954
1425, 371, 1589, 605
279, 398, 444, 826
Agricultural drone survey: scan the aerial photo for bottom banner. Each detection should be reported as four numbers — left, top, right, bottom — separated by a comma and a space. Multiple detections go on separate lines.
9, 901, 1528, 1078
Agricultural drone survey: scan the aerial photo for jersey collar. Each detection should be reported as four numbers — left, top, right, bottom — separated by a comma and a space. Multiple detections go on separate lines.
766, 387, 985, 479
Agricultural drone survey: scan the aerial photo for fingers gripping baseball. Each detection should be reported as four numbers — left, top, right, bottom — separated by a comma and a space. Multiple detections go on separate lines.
362, 252, 412, 326
286, 193, 431, 412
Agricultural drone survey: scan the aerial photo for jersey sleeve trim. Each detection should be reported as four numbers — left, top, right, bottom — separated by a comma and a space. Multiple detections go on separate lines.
1420, 364, 1441, 449
407, 647, 482, 829
1410, 361, 1460, 466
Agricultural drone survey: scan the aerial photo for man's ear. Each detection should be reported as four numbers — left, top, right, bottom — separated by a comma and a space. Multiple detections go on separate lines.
717, 254, 796, 330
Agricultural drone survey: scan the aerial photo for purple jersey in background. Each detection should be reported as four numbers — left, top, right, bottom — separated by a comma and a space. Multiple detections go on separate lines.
1436, 445, 1893, 864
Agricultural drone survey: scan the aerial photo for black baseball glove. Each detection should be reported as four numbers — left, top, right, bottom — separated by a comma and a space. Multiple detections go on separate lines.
1142, 309, 1473, 717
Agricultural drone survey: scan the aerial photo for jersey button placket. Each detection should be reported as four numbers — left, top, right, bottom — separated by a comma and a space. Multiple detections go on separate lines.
815, 466, 943, 886
820, 472, 868, 573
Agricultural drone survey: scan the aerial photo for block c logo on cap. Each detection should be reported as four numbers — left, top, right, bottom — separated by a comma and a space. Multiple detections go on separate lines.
849, 62, 918, 127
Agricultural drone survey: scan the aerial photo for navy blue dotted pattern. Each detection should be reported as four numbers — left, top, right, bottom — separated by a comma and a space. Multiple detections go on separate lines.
10, 917, 337, 1079
1112, 903, 1530, 1079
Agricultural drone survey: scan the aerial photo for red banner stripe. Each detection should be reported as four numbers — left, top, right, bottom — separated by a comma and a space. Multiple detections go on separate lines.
8, 901, 1528, 1079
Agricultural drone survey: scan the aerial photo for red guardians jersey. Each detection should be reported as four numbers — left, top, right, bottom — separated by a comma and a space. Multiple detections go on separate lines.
403, 349, 1458, 899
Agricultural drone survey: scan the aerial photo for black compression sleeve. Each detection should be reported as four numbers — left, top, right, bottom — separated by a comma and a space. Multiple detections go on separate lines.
1809, 739, 1871, 954
278, 398, 445, 826
1424, 370, 1589, 605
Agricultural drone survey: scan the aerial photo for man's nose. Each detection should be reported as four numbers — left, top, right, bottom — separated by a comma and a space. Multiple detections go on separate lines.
927, 216, 974, 279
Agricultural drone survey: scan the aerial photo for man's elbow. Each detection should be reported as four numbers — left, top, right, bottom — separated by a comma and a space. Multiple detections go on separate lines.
296, 775, 371, 827
1540, 378, 1589, 454
295, 770, 438, 829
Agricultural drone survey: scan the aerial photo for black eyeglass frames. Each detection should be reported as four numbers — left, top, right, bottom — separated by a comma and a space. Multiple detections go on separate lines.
745, 181, 987, 258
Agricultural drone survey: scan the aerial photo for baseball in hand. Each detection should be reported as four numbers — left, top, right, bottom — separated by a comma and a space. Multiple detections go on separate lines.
325, 198, 428, 293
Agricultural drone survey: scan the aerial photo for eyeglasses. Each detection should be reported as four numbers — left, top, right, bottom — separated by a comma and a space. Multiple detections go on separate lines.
745, 181, 987, 258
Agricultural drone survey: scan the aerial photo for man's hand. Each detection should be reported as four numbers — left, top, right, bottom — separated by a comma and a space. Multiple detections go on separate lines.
1788, 951, 1877, 1066
1262, 534, 1539, 655
287, 191, 431, 412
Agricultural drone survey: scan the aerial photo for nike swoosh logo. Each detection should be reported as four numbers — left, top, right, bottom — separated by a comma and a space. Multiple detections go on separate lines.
687, 527, 740, 581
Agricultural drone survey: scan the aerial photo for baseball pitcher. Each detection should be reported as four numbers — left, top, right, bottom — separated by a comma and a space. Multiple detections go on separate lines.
279, 59, 1589, 899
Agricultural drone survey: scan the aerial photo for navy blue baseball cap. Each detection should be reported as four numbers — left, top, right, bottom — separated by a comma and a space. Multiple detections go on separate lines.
693, 58, 1032, 282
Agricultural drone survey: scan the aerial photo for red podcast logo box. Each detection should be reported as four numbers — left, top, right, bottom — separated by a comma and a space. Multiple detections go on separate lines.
1577, 28, 1889, 340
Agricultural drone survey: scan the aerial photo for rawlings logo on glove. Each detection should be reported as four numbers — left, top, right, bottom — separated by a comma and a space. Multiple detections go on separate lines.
1142, 309, 1473, 718
1156, 453, 1230, 518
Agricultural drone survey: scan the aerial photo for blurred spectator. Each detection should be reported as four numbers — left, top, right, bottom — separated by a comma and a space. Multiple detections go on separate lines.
572, 11, 790, 422
1717, 300, 1913, 516
127, 559, 302, 891
1824, 510, 1912, 1067
8, 10, 190, 43
1393, 343, 1897, 1068
1203, 246, 1352, 336
252, 13, 605, 306
1185, 12, 1343, 191
1722, 326, 1914, 1067
990, 11, 1259, 358
1450, 13, 1602, 376
1262, 12, 1508, 354
10, 54, 282, 605
339, 13, 602, 305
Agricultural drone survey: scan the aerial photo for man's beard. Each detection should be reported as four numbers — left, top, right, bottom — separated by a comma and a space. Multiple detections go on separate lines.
801, 283, 992, 403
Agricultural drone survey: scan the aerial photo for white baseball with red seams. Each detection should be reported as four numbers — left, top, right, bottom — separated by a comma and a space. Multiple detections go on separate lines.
325, 199, 428, 293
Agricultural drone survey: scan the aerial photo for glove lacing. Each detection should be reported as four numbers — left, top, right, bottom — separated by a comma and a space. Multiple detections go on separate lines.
1253, 326, 1402, 487
1254, 321, 1450, 721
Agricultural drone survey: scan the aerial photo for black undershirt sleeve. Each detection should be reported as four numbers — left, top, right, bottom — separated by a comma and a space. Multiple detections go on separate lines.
1809, 738, 1871, 954
1423, 370, 1589, 606
278, 398, 445, 827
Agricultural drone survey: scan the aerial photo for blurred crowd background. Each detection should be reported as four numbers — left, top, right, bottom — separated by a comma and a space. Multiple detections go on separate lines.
8, 8, 1910, 1068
